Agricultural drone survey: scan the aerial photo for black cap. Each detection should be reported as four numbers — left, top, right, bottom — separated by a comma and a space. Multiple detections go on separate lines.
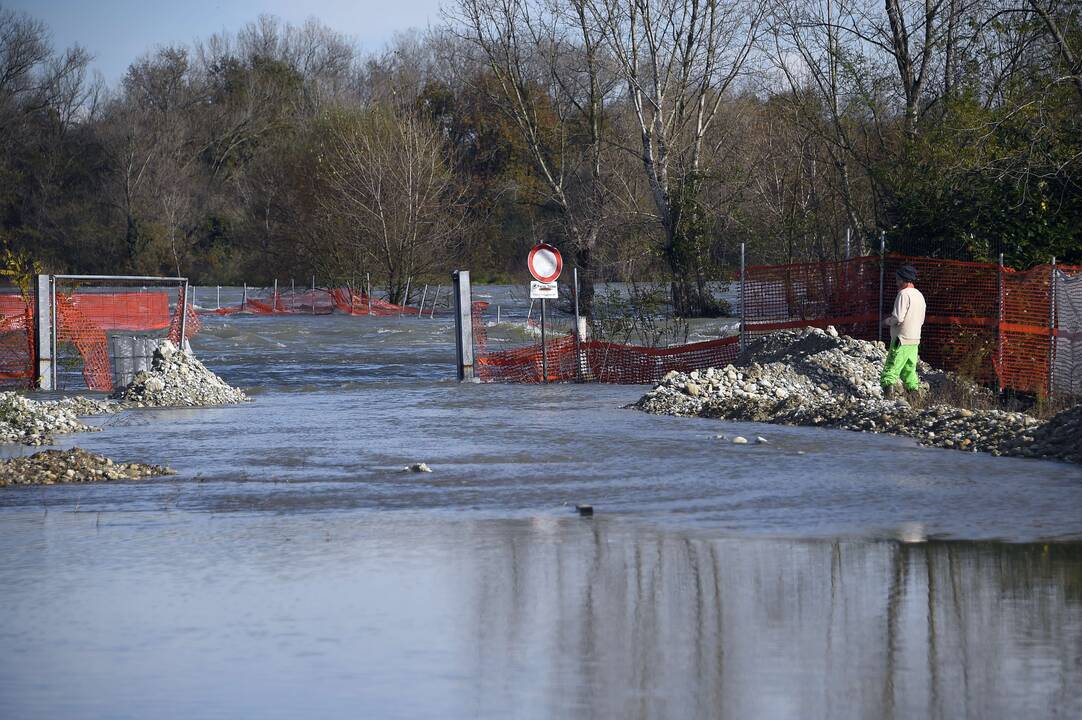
896, 265, 918, 282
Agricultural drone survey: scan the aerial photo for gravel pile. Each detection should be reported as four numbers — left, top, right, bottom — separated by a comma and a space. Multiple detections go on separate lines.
0, 391, 100, 446
634, 326, 1076, 463
1005, 404, 1082, 463
110, 340, 248, 407
0, 448, 174, 487
48, 396, 119, 417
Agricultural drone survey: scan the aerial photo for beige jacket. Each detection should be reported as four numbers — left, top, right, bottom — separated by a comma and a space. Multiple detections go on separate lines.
886, 286, 926, 345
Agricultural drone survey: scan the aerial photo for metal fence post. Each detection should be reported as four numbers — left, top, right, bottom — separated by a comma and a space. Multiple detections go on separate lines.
418, 285, 428, 317
878, 232, 886, 344
34, 274, 53, 390
430, 285, 440, 319
453, 271, 474, 381
179, 279, 188, 348
1049, 257, 1057, 400
996, 253, 1004, 394
573, 267, 581, 382
739, 243, 746, 354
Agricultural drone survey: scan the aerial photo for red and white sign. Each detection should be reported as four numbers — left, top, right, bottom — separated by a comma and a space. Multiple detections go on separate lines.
527, 243, 563, 283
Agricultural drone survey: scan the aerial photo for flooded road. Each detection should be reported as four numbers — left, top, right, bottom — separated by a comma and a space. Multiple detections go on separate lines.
1, 289, 1081, 718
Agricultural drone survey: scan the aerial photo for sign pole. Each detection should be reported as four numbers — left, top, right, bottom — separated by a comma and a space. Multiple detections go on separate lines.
540, 298, 548, 384
526, 242, 563, 384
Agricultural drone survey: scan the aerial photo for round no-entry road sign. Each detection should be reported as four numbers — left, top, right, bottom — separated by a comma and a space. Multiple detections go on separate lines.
528, 243, 563, 283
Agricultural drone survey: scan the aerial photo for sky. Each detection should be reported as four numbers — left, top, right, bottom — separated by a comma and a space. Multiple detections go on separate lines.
8, 0, 444, 85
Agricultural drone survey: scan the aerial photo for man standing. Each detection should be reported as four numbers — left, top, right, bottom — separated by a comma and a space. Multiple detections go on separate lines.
881, 265, 927, 396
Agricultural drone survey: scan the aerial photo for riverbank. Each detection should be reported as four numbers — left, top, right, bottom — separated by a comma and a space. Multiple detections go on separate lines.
634, 326, 1081, 464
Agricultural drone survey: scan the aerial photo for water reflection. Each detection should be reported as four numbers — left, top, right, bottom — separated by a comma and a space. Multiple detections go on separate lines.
0, 513, 1078, 719
466, 520, 1082, 719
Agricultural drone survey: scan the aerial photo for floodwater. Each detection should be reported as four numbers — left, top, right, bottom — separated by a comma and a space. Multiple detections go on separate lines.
1, 287, 1080, 719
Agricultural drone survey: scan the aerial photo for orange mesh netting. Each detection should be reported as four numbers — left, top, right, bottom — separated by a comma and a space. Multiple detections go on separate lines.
881, 256, 999, 385
472, 255, 1082, 395
63, 292, 171, 330
0, 295, 34, 383
56, 294, 112, 391
743, 256, 880, 340
167, 286, 202, 345
201, 287, 423, 316
473, 301, 741, 384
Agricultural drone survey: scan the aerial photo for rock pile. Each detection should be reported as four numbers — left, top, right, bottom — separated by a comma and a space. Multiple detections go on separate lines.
110, 340, 248, 407
1005, 404, 1082, 464
0, 391, 99, 446
634, 326, 1076, 463
0, 448, 174, 487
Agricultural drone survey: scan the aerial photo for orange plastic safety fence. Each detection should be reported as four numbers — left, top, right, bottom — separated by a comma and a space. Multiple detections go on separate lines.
883, 256, 1000, 386
63, 292, 171, 331
168, 286, 202, 345
473, 301, 741, 384
0, 294, 34, 384
199, 287, 424, 316
56, 294, 112, 391
743, 256, 880, 340
473, 255, 1082, 394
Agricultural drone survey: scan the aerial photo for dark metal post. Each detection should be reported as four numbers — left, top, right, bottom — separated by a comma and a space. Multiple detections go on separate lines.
453, 271, 474, 381
878, 232, 886, 343
1049, 257, 1057, 399
996, 253, 1004, 393
739, 243, 746, 353
573, 267, 581, 382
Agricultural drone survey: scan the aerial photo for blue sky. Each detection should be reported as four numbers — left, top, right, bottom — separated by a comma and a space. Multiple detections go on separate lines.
8, 0, 444, 85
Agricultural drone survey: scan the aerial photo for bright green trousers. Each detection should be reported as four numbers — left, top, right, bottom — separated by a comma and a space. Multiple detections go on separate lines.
881, 341, 921, 391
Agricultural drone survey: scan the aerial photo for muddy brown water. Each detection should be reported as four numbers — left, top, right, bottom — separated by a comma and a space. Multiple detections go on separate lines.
1, 287, 1080, 719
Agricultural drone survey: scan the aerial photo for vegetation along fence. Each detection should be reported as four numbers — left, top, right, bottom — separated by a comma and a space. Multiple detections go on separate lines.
471, 254, 1082, 398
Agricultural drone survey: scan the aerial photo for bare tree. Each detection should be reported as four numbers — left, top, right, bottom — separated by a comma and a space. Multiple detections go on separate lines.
317, 107, 465, 303
451, 0, 618, 314
1027, 0, 1082, 105
589, 0, 766, 316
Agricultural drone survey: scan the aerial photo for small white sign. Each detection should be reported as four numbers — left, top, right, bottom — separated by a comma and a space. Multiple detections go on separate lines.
530, 281, 558, 299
